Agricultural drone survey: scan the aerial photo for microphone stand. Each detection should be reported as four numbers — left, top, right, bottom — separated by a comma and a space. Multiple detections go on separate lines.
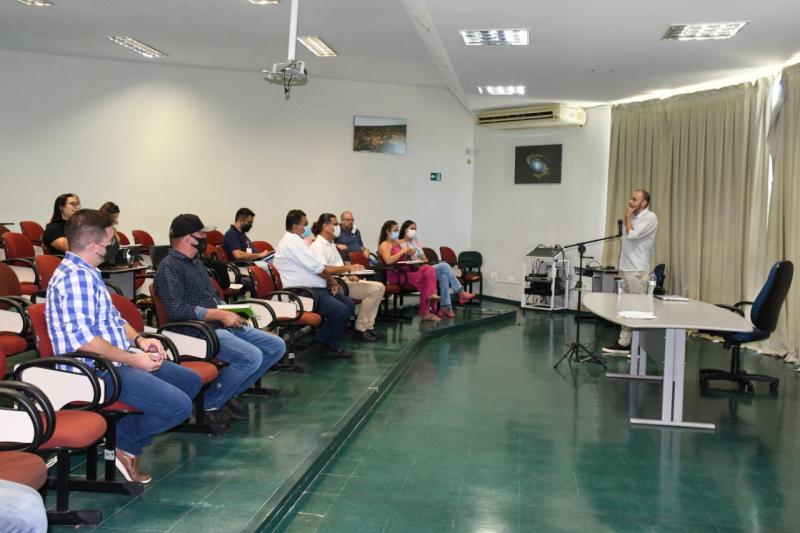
553, 228, 622, 369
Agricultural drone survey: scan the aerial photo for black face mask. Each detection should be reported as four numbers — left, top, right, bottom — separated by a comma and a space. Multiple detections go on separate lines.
192, 236, 207, 256
104, 237, 120, 263
242, 223, 253, 233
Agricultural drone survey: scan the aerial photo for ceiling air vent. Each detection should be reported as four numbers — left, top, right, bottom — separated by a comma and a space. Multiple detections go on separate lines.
475, 104, 586, 130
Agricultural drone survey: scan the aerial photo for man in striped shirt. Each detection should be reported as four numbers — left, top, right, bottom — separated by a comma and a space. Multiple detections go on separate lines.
46, 209, 201, 484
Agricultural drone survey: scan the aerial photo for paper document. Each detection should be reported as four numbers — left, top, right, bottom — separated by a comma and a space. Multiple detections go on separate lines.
349, 270, 376, 275
655, 294, 690, 302
218, 304, 255, 318
617, 311, 657, 320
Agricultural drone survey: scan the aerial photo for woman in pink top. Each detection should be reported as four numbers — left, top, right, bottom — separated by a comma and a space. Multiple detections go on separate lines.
378, 220, 440, 322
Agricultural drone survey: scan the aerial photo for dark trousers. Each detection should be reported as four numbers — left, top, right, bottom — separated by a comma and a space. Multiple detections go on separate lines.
309, 287, 355, 350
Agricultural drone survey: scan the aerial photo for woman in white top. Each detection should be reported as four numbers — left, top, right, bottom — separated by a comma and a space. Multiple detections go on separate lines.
398, 219, 474, 318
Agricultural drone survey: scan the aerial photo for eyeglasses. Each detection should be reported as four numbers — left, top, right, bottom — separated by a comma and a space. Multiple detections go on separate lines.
342, 218, 354, 222
66, 202, 81, 208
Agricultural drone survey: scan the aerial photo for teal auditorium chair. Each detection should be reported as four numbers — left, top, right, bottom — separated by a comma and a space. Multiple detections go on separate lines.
699, 261, 793, 394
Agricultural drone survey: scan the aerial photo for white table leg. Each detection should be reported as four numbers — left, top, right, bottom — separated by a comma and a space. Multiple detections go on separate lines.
630, 327, 715, 430
606, 330, 662, 381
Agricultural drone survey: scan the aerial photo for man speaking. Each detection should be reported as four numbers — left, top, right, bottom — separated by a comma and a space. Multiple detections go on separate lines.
603, 188, 658, 356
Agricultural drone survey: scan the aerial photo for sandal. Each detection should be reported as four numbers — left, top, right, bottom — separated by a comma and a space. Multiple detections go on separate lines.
422, 312, 441, 322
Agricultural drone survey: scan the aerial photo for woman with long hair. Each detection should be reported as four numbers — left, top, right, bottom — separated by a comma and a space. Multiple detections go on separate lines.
398, 219, 474, 318
377, 219, 440, 322
43, 193, 80, 254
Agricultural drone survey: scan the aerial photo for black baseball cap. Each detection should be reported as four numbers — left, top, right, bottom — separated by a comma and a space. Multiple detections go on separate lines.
169, 214, 215, 239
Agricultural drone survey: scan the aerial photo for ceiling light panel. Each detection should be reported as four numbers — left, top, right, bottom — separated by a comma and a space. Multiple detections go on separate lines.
107, 36, 167, 59
460, 29, 529, 46
478, 86, 526, 96
662, 22, 749, 41
16, 0, 53, 6
248, 0, 280, 5
297, 36, 337, 57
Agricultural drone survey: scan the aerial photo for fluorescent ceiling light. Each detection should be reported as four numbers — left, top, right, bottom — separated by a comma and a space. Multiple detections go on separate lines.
16, 0, 53, 6
478, 85, 525, 96
297, 36, 337, 57
107, 36, 167, 59
460, 29, 529, 46
662, 22, 748, 41
248, 0, 280, 5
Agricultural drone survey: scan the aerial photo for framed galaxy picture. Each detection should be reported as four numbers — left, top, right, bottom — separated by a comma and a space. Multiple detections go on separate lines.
514, 144, 562, 184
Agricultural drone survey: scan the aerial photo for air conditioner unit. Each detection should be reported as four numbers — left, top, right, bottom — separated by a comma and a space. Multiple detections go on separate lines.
475, 104, 586, 130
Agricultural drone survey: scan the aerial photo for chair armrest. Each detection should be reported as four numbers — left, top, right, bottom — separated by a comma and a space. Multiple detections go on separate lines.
734, 301, 754, 309
0, 296, 31, 337
237, 299, 278, 330
13, 355, 106, 410
335, 278, 349, 296
2, 258, 40, 287
0, 383, 48, 451
715, 304, 746, 317
157, 321, 219, 361
138, 332, 180, 364
29, 289, 47, 304
104, 280, 124, 295
250, 292, 303, 320
282, 287, 319, 312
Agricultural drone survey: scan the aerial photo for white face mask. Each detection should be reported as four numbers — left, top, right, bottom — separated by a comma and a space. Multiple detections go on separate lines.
333, 225, 341, 238
406, 229, 417, 239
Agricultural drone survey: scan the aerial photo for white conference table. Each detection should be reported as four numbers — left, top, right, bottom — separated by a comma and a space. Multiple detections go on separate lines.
583, 293, 751, 430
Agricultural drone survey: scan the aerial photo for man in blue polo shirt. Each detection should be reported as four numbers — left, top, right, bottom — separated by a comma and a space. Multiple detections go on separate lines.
46, 209, 201, 484
335, 210, 370, 262
222, 207, 272, 265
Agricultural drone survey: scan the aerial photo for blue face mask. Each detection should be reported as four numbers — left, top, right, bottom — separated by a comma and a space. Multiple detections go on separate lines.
390, 230, 400, 240
302, 225, 312, 238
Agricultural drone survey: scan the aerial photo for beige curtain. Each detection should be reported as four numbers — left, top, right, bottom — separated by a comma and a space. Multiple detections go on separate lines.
602, 80, 771, 308
765, 64, 800, 362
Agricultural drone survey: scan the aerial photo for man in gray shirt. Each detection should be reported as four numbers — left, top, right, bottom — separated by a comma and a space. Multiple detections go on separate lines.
603, 188, 658, 355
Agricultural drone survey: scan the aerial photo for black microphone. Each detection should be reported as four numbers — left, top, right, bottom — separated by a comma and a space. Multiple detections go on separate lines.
617, 219, 623, 237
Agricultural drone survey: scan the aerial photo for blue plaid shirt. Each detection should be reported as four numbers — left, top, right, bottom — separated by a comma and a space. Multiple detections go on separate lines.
46, 252, 130, 361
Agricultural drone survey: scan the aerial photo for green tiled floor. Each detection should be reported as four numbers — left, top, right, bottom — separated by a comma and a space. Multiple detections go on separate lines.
280, 310, 800, 532
49, 302, 514, 532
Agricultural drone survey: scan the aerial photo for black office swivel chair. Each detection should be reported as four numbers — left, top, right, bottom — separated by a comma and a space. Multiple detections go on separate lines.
699, 261, 793, 394
653, 263, 667, 296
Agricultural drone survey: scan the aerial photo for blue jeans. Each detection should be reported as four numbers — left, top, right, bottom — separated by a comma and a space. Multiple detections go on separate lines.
205, 326, 286, 410
100, 361, 201, 457
0, 480, 47, 533
434, 262, 463, 309
309, 288, 355, 350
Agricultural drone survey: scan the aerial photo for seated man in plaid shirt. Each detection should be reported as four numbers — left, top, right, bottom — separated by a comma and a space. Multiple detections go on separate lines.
46, 209, 201, 484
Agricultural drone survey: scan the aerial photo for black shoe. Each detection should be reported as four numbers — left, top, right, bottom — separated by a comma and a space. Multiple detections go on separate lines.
316, 346, 353, 360
224, 398, 249, 420
204, 409, 232, 434
601, 343, 630, 355
367, 329, 382, 339
355, 330, 377, 342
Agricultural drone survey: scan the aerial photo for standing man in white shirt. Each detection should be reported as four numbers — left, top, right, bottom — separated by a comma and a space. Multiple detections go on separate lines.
309, 213, 385, 342
603, 188, 658, 355
274, 209, 358, 359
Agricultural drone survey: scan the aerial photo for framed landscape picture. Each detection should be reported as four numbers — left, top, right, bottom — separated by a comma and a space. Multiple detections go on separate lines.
353, 116, 407, 155
515, 144, 562, 184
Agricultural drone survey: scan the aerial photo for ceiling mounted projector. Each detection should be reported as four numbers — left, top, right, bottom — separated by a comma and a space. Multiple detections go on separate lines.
264, 0, 307, 99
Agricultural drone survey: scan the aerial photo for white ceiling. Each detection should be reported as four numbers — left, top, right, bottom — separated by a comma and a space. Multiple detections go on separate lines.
1, 0, 798, 111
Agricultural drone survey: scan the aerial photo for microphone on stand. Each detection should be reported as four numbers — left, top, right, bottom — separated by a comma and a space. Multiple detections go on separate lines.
617, 219, 623, 237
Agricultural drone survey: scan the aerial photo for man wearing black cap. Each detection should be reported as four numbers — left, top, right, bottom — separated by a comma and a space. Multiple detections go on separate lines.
154, 214, 286, 433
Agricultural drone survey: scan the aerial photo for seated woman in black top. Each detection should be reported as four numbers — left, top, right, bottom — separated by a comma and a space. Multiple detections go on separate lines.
43, 193, 80, 254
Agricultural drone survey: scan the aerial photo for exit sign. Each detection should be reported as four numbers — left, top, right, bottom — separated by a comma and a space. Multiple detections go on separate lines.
430, 172, 442, 182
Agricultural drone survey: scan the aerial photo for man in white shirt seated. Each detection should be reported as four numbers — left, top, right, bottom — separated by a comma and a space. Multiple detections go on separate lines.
273, 209, 358, 359
603, 188, 658, 356
309, 213, 385, 342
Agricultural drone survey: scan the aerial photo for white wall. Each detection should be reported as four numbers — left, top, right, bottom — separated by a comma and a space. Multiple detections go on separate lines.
0, 49, 474, 252
471, 107, 612, 300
